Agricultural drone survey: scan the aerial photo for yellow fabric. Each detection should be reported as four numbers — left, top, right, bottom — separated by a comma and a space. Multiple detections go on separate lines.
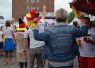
16, 28, 26, 31
2, 35, 4, 42
13, 36, 16, 45
26, 12, 31, 18
27, 20, 36, 29
72, 5, 79, 17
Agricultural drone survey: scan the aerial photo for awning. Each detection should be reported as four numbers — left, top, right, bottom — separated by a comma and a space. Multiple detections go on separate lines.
70, 0, 95, 15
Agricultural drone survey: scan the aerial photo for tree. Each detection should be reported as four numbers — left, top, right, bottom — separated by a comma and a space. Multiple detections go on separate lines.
67, 12, 75, 24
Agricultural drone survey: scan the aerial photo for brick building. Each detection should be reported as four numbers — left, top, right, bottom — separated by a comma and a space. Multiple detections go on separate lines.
12, 0, 54, 20
27, 0, 54, 12
12, 0, 27, 20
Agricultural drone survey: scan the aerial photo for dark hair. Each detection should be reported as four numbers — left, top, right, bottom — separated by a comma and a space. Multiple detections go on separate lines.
73, 21, 79, 28
83, 17, 90, 22
35, 13, 40, 18
83, 17, 94, 27
5, 20, 11, 27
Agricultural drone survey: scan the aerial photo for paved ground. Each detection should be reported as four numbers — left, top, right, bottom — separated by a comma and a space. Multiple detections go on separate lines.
0, 56, 17, 68
0, 55, 79, 68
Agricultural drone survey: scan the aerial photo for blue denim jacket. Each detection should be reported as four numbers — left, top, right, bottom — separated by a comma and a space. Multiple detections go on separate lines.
33, 23, 88, 62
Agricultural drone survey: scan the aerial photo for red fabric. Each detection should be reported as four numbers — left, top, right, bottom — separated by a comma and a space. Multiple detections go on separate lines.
12, 32, 15, 38
26, 9, 36, 20
79, 57, 95, 68
30, 9, 36, 18
19, 23, 26, 28
71, 0, 95, 15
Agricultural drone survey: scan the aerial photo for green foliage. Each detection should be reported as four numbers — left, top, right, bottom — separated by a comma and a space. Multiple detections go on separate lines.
67, 12, 75, 24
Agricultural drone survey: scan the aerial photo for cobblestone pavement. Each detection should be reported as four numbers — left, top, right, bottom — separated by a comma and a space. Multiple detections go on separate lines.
0, 56, 79, 68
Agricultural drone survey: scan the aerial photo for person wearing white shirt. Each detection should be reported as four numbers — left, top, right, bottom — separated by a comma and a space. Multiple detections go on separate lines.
2, 20, 15, 65
77, 17, 95, 68
24, 26, 44, 68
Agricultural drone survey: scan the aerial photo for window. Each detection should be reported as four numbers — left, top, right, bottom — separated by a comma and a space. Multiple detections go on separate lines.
31, 0, 40, 3
31, 7, 36, 9
37, 0, 40, 3
36, 7, 39, 10
31, 0, 36, 3
31, 6, 39, 10
27, 6, 29, 10
27, 0, 29, 3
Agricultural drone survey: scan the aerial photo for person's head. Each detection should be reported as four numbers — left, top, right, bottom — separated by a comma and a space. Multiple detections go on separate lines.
5, 20, 11, 27
33, 18, 39, 25
55, 8, 68, 23
78, 11, 85, 18
80, 17, 93, 28
73, 21, 79, 27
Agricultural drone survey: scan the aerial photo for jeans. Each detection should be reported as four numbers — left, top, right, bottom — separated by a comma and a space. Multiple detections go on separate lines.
29, 46, 44, 68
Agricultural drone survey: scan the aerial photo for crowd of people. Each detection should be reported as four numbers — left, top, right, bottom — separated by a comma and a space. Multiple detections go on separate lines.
0, 8, 95, 68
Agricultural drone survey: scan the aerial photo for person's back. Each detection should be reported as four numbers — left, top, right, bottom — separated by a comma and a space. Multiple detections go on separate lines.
24, 28, 44, 68
25, 29, 44, 49
3, 27, 13, 38
33, 8, 88, 68
16, 32, 25, 53
43, 23, 80, 62
2, 20, 15, 65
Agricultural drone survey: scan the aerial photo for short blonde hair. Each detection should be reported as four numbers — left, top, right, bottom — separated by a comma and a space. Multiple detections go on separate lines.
55, 8, 68, 22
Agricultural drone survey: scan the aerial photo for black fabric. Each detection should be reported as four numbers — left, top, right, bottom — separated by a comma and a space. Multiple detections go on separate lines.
0, 42, 3, 49
26, 28, 30, 49
27, 35, 30, 49
19, 18, 24, 24
24, 62, 27, 68
19, 62, 27, 68
19, 62, 24, 68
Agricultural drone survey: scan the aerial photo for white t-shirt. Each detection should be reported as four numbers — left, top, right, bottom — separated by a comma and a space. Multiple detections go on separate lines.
78, 27, 95, 57
24, 29, 44, 49
0, 31, 3, 42
3, 27, 14, 38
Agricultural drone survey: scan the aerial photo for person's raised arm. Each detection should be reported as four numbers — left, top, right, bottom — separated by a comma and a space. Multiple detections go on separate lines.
33, 29, 49, 41
73, 24, 88, 38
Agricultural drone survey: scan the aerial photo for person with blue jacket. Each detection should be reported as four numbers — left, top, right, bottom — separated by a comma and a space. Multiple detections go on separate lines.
33, 8, 88, 68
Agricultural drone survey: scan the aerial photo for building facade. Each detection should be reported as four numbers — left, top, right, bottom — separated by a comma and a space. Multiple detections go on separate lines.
27, 0, 54, 12
12, 0, 54, 20
12, 0, 27, 20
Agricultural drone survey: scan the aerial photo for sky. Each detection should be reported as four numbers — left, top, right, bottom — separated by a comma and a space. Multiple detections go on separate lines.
0, 0, 12, 20
0, 0, 72, 20
55, 0, 73, 12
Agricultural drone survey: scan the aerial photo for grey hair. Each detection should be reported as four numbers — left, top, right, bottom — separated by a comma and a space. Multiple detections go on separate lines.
55, 8, 68, 22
